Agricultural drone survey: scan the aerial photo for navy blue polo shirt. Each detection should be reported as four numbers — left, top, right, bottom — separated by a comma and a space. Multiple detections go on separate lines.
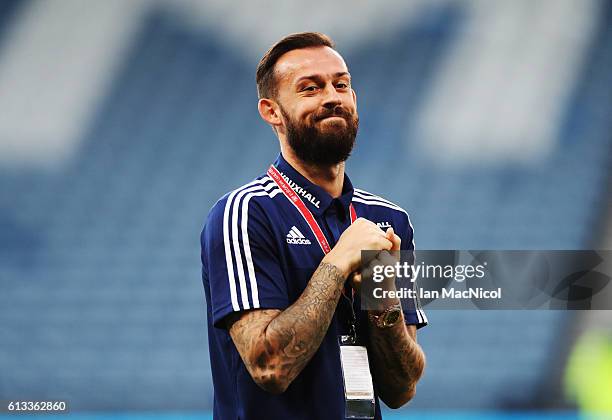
200, 154, 427, 420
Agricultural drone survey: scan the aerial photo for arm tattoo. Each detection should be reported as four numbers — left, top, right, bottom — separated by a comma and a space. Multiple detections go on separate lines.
368, 315, 426, 407
228, 261, 346, 392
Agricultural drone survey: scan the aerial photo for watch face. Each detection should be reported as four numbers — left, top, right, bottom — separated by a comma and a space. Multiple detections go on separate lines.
384, 310, 401, 327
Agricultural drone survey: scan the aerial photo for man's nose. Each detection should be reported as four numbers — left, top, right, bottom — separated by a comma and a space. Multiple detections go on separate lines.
321, 84, 342, 109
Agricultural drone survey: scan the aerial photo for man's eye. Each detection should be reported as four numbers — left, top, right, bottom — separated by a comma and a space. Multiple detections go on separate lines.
302, 86, 317, 92
336, 83, 348, 89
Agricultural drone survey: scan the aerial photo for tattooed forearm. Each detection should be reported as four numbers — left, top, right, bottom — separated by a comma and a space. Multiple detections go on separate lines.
228, 261, 346, 393
368, 315, 425, 408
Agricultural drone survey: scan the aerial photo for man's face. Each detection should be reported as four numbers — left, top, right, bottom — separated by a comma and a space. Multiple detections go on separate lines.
273, 46, 359, 166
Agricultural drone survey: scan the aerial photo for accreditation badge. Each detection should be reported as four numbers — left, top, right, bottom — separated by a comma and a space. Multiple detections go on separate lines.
339, 335, 375, 419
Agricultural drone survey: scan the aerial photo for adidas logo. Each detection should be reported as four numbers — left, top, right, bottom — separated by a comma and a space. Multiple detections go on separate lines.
286, 226, 312, 245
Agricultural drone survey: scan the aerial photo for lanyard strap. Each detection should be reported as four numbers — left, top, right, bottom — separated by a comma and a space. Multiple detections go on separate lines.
267, 164, 356, 254
268, 164, 359, 341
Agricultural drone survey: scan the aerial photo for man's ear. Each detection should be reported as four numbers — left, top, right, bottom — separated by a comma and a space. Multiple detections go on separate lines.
258, 98, 282, 129
351, 88, 357, 108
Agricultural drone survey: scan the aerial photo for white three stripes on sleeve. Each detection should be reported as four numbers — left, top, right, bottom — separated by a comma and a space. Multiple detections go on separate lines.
222, 177, 281, 312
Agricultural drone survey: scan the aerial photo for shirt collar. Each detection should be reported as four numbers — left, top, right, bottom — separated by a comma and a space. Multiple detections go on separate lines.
272, 153, 354, 217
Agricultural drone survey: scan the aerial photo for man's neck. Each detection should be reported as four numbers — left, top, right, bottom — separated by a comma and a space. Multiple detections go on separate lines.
282, 149, 345, 198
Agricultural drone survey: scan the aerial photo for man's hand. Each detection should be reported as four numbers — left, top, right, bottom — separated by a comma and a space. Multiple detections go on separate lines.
349, 227, 401, 295
324, 218, 394, 279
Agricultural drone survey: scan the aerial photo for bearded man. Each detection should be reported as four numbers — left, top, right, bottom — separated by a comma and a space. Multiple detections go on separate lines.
200, 32, 427, 420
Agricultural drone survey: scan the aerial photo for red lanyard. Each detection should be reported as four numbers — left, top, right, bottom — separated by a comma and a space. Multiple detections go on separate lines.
268, 165, 357, 254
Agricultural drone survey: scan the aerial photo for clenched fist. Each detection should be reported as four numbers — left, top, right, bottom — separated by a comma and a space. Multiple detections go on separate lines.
322, 218, 399, 280
348, 227, 401, 294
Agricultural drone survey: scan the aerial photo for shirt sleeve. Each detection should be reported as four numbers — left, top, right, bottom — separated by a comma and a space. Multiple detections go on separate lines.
201, 193, 289, 328
397, 212, 428, 329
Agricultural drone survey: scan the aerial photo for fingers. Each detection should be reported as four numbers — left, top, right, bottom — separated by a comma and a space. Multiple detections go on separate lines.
358, 218, 393, 250
336, 218, 396, 273
376, 237, 393, 252
359, 236, 392, 268
386, 227, 401, 251
373, 250, 398, 267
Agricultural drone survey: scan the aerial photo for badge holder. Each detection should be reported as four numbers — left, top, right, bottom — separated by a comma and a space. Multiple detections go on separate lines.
339, 334, 375, 419
338, 288, 375, 420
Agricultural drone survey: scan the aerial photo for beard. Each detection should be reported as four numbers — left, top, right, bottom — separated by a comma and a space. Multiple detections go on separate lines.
280, 104, 359, 166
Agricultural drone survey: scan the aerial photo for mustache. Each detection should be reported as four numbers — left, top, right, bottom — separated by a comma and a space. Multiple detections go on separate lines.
314, 106, 353, 121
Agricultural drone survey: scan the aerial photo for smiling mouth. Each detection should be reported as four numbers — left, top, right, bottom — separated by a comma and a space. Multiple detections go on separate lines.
319, 115, 346, 121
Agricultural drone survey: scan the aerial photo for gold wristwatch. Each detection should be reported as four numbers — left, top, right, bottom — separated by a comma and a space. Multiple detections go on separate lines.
368, 303, 402, 329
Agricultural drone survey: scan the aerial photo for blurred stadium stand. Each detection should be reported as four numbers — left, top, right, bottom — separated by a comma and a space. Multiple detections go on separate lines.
0, 0, 610, 414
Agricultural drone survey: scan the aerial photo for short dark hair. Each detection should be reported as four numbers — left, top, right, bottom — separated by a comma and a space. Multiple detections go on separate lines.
256, 32, 336, 99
